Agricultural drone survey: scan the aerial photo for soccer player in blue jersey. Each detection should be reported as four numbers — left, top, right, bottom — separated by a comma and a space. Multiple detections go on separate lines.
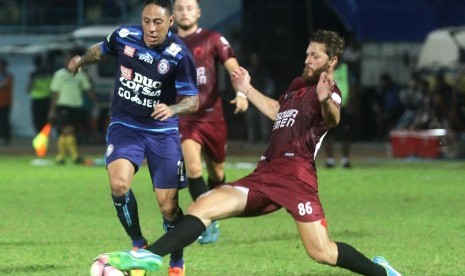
67, 1, 198, 275
104, 29, 402, 276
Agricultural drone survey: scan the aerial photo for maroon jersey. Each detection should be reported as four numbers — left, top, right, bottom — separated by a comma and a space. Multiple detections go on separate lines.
229, 77, 342, 222
262, 77, 342, 164
179, 28, 236, 122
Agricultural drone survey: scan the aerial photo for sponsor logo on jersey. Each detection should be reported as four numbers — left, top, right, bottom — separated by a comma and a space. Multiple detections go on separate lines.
116, 71, 163, 108
138, 52, 154, 64
118, 28, 141, 38
273, 109, 298, 130
197, 66, 206, 85
124, 45, 136, 57
166, 43, 182, 57
119, 28, 130, 37
157, 59, 170, 74
120, 65, 133, 80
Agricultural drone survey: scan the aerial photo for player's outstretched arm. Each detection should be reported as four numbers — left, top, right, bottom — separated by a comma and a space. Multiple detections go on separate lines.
231, 67, 279, 120
68, 43, 105, 75
224, 58, 249, 114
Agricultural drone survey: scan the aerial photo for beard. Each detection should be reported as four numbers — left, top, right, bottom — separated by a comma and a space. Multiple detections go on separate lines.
301, 63, 328, 85
177, 21, 196, 31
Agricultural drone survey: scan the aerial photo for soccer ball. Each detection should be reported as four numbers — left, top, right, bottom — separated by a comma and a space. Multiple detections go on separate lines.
90, 253, 128, 276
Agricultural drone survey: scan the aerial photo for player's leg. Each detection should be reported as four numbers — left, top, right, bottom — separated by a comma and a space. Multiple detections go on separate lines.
155, 187, 186, 274
107, 159, 147, 248
65, 107, 83, 163
149, 185, 248, 254
198, 124, 227, 244
147, 133, 188, 273
182, 139, 209, 200
295, 220, 399, 275
204, 155, 225, 189
106, 125, 147, 249
198, 158, 225, 244
107, 185, 249, 271
202, 120, 227, 190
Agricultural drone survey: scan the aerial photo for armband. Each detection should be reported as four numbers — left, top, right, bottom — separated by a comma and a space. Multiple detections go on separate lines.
236, 91, 247, 99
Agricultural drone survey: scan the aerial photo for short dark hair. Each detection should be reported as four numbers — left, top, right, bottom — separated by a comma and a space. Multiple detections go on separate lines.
144, 0, 173, 14
310, 30, 345, 60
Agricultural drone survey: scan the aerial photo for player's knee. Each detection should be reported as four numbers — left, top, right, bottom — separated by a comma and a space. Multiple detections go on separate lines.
186, 163, 203, 178
109, 176, 130, 196
158, 202, 179, 220
306, 246, 337, 265
307, 250, 333, 264
186, 200, 209, 219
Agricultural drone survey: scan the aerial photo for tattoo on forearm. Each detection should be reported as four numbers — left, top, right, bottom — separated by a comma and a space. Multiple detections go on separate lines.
80, 43, 103, 66
171, 95, 199, 116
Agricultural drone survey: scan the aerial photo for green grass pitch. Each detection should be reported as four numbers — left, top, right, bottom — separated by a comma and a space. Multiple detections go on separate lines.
0, 155, 464, 275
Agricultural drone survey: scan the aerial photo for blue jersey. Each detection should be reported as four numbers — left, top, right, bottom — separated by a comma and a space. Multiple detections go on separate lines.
101, 26, 198, 133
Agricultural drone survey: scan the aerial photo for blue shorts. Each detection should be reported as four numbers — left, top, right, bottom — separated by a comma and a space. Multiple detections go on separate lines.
105, 123, 187, 190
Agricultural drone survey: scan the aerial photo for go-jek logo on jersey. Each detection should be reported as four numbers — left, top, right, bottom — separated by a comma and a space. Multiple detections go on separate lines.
273, 109, 298, 130
117, 66, 162, 108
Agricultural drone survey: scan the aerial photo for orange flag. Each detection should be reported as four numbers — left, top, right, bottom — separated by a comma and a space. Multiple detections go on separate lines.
32, 123, 52, 157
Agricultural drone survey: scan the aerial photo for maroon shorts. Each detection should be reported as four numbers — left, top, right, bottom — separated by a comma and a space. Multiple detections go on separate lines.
230, 157, 325, 222
179, 119, 227, 163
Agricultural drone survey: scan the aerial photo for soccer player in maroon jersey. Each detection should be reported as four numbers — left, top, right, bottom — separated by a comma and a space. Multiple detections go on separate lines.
173, 0, 248, 244
107, 30, 401, 275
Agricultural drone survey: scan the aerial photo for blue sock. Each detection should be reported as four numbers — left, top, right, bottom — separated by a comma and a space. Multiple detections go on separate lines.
112, 189, 144, 245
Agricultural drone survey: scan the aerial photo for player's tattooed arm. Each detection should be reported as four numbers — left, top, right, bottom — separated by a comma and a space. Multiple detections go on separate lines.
171, 95, 199, 116
79, 43, 104, 66
68, 43, 104, 75
152, 95, 199, 121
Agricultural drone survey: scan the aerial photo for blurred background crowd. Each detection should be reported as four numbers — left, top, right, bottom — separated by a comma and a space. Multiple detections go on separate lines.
1, 0, 465, 158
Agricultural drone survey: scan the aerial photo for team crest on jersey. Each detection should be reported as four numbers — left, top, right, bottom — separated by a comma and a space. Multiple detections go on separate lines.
157, 59, 170, 74
166, 43, 182, 57
106, 144, 114, 157
138, 52, 154, 64
124, 45, 135, 57
193, 47, 203, 57
120, 65, 133, 79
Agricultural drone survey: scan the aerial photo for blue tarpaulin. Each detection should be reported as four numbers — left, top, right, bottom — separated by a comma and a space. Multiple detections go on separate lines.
331, 0, 465, 41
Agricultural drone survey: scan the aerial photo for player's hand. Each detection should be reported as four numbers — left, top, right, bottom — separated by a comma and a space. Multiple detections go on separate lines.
68, 56, 82, 76
316, 72, 334, 102
152, 103, 174, 121
230, 95, 248, 114
230, 67, 251, 93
